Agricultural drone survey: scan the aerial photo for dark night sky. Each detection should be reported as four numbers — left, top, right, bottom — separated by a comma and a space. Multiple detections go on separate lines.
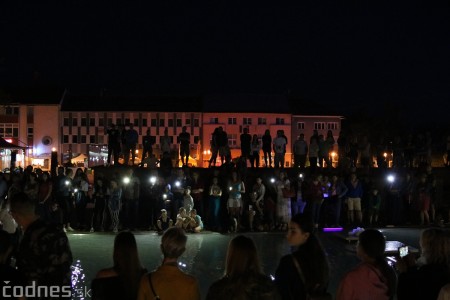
1, 2, 450, 125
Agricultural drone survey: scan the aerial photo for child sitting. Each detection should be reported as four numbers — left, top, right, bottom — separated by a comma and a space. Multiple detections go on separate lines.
175, 207, 191, 229
187, 209, 204, 233
156, 209, 173, 234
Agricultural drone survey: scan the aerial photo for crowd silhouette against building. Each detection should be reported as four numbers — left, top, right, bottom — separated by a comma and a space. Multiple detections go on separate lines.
1, 127, 450, 299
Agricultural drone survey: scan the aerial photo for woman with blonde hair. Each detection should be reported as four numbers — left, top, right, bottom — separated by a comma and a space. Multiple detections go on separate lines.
206, 235, 280, 300
398, 228, 450, 300
138, 227, 200, 300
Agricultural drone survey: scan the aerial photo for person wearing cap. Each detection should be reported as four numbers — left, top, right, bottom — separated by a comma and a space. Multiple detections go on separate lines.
156, 209, 173, 234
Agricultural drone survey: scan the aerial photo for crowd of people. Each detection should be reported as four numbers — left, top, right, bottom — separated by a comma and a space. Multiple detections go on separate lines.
0, 157, 446, 237
2, 181, 450, 299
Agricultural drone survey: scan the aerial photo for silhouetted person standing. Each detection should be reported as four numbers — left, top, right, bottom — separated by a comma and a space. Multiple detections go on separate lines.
178, 126, 191, 166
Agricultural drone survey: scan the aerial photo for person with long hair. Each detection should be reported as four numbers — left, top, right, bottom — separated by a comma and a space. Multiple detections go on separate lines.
275, 214, 330, 300
92, 231, 147, 300
397, 228, 450, 300
336, 229, 397, 299
206, 235, 280, 300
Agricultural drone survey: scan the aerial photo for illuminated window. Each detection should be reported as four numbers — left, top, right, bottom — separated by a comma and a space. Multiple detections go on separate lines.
297, 122, 305, 130
258, 118, 266, 125
314, 122, 325, 130
243, 118, 252, 125
228, 118, 236, 125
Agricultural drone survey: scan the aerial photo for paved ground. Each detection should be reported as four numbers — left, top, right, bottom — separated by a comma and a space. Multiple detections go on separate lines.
68, 226, 425, 300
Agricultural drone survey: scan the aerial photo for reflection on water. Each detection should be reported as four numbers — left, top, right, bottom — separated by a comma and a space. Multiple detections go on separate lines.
69, 230, 420, 299
71, 259, 88, 300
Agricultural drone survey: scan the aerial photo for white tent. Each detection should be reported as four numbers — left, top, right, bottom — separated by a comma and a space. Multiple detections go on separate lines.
71, 153, 88, 164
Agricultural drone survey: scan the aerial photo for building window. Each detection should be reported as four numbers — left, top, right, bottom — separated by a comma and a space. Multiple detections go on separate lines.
134, 119, 139, 126
0, 124, 19, 138
276, 118, 285, 125
159, 119, 165, 127
228, 118, 236, 125
89, 136, 96, 144
99, 118, 104, 126
258, 118, 266, 125
63, 135, 69, 144
72, 118, 78, 126
176, 119, 182, 127
193, 119, 199, 127
194, 136, 199, 144
151, 119, 157, 126
168, 119, 174, 127
98, 136, 104, 144
27, 127, 33, 138
243, 117, 252, 125
81, 118, 87, 126
228, 134, 237, 147
161, 136, 174, 144
107, 118, 113, 126
314, 122, 325, 130
297, 122, 305, 130
63, 118, 69, 126
327, 122, 338, 130
72, 136, 78, 143
5, 106, 19, 115
80, 136, 86, 143
142, 119, 148, 126
210, 117, 219, 124
185, 119, 191, 125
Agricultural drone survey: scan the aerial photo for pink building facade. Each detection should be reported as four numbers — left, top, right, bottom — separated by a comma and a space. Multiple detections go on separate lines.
201, 112, 292, 167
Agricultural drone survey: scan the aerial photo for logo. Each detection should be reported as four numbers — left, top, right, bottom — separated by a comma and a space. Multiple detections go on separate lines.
2, 281, 91, 298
